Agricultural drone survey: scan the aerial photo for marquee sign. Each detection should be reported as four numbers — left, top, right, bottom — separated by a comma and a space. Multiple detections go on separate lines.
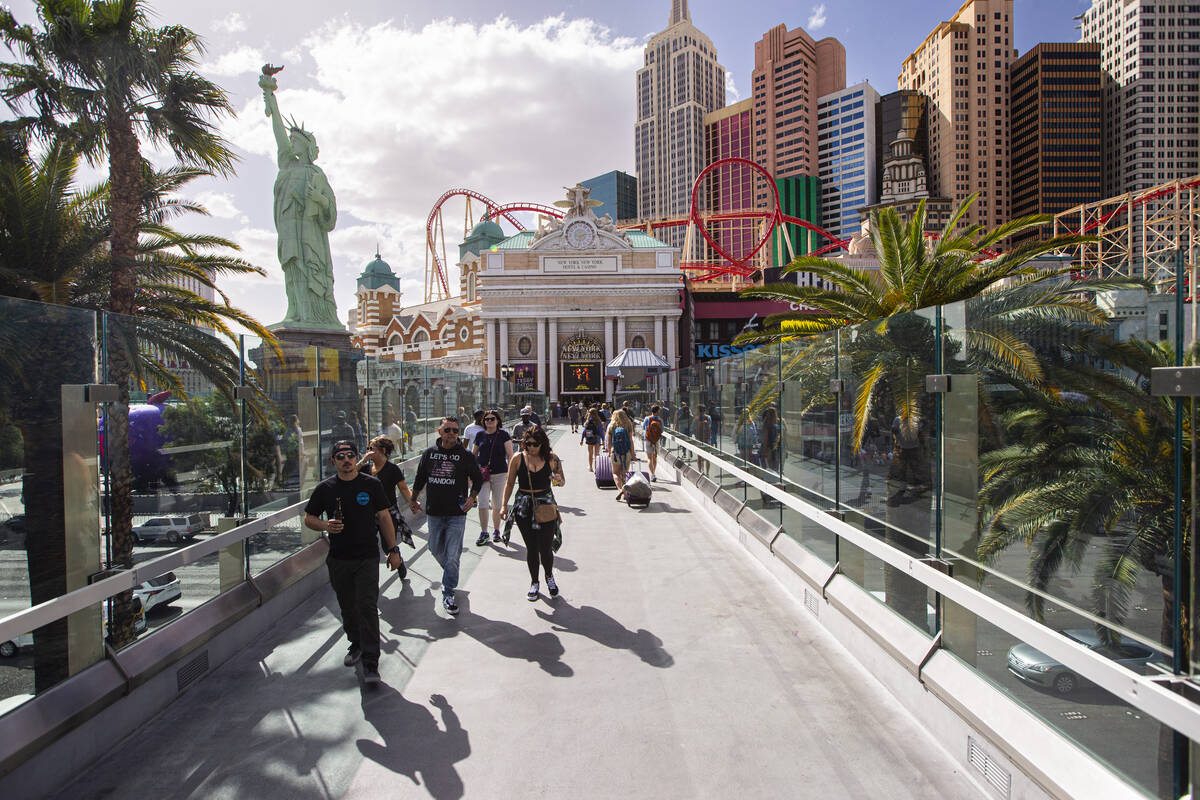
560, 334, 603, 361
513, 363, 537, 392
561, 361, 602, 393
541, 255, 619, 274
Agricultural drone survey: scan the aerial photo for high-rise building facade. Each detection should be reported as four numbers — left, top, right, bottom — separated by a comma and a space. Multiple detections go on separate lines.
1009, 43, 1103, 243
752, 23, 846, 191
875, 90, 932, 194
817, 82, 880, 239
580, 170, 638, 223
898, 0, 1016, 231
1079, 0, 1200, 195
635, 0, 726, 247
700, 99, 758, 270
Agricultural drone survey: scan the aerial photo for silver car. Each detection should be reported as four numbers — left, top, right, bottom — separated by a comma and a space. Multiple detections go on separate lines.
1006, 628, 1163, 695
132, 514, 206, 544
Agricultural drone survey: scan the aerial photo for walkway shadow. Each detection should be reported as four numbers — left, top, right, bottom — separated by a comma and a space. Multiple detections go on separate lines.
637, 501, 690, 514
358, 688, 469, 800
456, 596, 573, 677
491, 539, 578, 573
535, 600, 674, 668
378, 584, 459, 647
555, 504, 587, 517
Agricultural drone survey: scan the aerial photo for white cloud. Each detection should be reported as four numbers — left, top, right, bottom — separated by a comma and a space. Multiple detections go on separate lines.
212, 12, 247, 34
725, 72, 740, 103
221, 14, 643, 321
204, 45, 265, 78
192, 191, 240, 218
808, 4, 828, 31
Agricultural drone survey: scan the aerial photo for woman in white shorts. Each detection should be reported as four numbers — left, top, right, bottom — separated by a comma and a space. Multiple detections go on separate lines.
472, 408, 514, 545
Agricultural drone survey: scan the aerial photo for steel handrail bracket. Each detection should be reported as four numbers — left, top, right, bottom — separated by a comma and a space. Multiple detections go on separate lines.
0, 501, 307, 647
662, 432, 1200, 741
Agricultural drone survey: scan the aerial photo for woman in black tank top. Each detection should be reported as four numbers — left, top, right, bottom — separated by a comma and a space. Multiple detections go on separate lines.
501, 425, 565, 601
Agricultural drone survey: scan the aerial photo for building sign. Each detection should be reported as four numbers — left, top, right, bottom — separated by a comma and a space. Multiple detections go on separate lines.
560, 334, 604, 361
694, 342, 765, 360
513, 363, 537, 392
541, 255, 619, 274
561, 362, 602, 393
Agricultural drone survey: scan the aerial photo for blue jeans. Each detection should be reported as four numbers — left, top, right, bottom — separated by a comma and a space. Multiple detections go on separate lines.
427, 514, 466, 595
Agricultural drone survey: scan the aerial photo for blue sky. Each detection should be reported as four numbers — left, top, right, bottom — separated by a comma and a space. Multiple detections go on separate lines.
4, 0, 1093, 328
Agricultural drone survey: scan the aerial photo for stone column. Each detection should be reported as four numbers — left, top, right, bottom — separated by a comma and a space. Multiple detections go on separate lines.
536, 317, 547, 394
485, 319, 497, 379
499, 318, 509, 368
654, 316, 664, 355
617, 316, 627, 353
666, 317, 678, 393
604, 318, 614, 401
548, 317, 559, 401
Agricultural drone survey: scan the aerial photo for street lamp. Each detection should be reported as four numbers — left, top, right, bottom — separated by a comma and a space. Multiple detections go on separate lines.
500, 363, 515, 382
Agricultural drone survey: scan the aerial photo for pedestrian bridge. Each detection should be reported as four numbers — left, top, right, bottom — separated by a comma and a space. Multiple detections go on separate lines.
0, 426, 1192, 799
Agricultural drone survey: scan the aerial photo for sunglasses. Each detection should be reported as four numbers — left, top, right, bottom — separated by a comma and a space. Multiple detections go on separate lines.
333, 452, 357, 461
484, 417, 498, 422
523, 442, 538, 449
442, 427, 459, 434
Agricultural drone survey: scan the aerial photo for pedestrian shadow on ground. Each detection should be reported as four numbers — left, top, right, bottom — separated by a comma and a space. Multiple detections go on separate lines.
635, 501, 690, 514
358, 688, 469, 800
555, 504, 587, 517
378, 586, 573, 677
491, 539, 578, 572
535, 600, 674, 668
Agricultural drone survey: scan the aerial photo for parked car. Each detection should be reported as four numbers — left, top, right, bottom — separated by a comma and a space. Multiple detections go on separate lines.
4, 598, 147, 657
1006, 628, 1165, 695
0, 632, 32, 658
132, 514, 206, 544
133, 572, 181, 614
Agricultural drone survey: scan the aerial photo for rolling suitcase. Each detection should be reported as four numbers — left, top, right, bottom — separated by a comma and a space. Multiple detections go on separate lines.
594, 453, 616, 488
623, 471, 652, 508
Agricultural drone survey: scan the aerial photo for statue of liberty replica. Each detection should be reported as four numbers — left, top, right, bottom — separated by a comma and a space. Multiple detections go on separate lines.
258, 65, 344, 332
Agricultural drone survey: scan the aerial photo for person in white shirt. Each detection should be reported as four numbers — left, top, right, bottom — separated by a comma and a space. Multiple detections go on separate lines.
462, 409, 485, 453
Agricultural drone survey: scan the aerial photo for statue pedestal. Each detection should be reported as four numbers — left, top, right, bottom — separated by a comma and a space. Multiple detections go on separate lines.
267, 325, 352, 351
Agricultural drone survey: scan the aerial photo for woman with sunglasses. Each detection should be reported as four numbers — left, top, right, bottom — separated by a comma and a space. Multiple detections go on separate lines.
470, 409, 513, 545
359, 435, 416, 555
501, 425, 566, 601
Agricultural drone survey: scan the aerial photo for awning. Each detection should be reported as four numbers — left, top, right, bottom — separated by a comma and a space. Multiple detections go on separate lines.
605, 347, 670, 376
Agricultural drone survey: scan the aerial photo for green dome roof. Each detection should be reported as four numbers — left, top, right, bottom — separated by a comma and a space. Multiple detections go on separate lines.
459, 219, 508, 261
470, 220, 504, 239
358, 252, 400, 291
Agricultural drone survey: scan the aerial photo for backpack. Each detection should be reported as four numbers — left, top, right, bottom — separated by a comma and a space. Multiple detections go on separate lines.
645, 417, 663, 444
611, 426, 631, 455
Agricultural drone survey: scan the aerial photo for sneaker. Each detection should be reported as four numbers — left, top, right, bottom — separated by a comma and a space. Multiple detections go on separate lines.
527, 583, 539, 601
492, 529, 502, 543
547, 576, 559, 597
475, 531, 489, 546
343, 645, 361, 667
443, 593, 459, 615
363, 664, 381, 685
651, 475, 657, 482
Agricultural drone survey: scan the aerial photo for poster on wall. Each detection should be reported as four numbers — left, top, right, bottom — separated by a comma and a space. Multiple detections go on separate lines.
561, 361, 602, 393
514, 363, 537, 392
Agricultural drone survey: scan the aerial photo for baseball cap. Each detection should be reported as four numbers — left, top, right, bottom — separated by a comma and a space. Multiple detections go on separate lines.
521, 405, 533, 414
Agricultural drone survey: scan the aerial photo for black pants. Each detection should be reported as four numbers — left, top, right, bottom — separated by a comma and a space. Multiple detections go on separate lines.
327, 556, 380, 666
515, 515, 555, 583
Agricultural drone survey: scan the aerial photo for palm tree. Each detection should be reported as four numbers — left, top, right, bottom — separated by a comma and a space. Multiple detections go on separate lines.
0, 0, 237, 645
0, 139, 273, 684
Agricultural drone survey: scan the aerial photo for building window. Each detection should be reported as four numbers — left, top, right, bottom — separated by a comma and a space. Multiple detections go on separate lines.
517, 335, 533, 357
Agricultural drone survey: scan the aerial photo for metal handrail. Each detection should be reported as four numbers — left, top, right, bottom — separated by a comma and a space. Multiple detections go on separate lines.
664, 431, 1200, 743
0, 501, 306, 646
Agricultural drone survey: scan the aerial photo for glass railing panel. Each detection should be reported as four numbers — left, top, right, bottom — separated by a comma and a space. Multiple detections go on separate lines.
943, 597, 1173, 798
248, 510, 306, 576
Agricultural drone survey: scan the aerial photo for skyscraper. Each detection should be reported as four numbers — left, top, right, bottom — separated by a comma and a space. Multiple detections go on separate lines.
752, 24, 846, 192
635, 0, 726, 248
1009, 43, 1103, 243
700, 99, 758, 272
875, 90, 932, 194
580, 170, 638, 222
1079, 0, 1200, 195
817, 82, 879, 239
898, 0, 1016, 231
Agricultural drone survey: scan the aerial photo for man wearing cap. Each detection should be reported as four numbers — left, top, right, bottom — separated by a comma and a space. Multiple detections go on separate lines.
410, 417, 483, 616
304, 440, 402, 685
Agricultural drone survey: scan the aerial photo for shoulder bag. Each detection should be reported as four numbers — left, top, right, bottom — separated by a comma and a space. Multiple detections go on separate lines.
520, 454, 559, 524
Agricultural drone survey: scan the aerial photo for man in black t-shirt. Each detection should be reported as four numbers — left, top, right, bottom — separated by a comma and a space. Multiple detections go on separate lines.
410, 418, 482, 616
304, 440, 402, 685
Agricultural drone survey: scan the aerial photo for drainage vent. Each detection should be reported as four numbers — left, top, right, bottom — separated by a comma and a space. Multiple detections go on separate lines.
803, 588, 819, 618
176, 650, 210, 693
967, 736, 1011, 798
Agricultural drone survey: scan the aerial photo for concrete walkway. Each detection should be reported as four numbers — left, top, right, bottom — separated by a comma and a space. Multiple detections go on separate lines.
57, 426, 983, 799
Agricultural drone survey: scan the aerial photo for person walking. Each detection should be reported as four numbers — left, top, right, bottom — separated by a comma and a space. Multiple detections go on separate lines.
676, 401, 692, 438
512, 406, 534, 445
304, 440, 402, 685
579, 407, 605, 471
501, 425, 565, 601
568, 401, 582, 434
471, 408, 514, 545
641, 404, 664, 482
409, 418, 483, 616
695, 405, 713, 476
359, 435, 417, 561
758, 406, 782, 508
605, 408, 637, 501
